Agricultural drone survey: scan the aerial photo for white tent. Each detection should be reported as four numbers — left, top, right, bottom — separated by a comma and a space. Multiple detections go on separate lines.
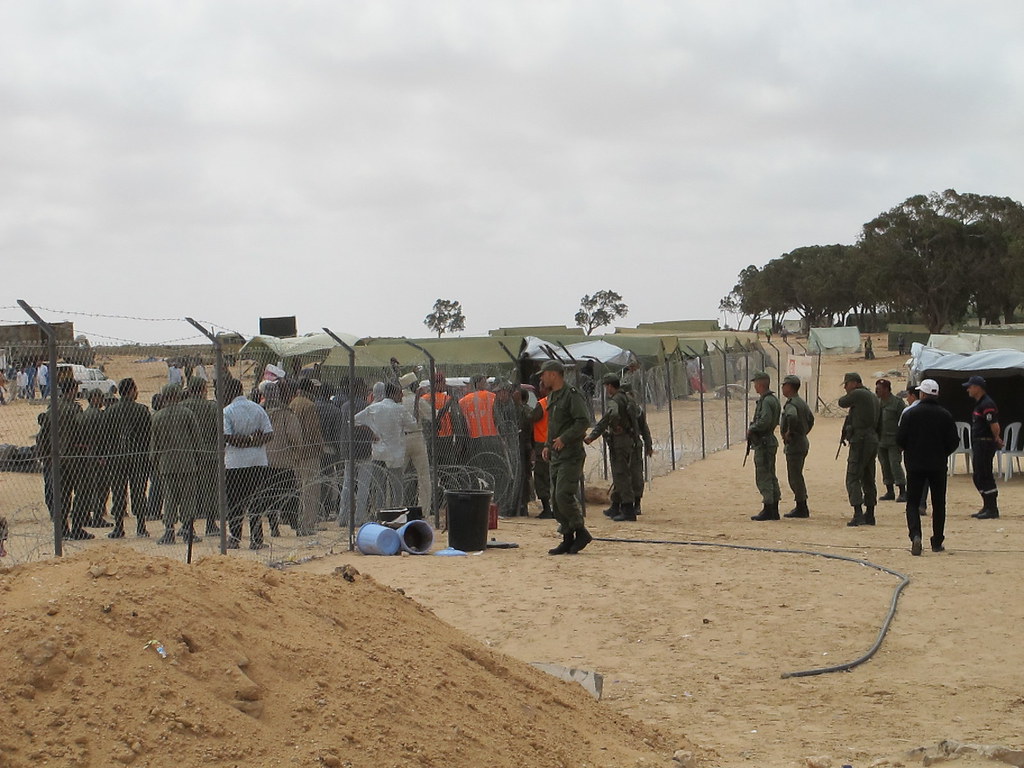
807, 326, 861, 355
522, 336, 637, 368
239, 332, 359, 362
909, 343, 1024, 383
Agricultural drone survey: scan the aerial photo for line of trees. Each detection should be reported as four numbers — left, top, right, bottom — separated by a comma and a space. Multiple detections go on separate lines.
720, 189, 1024, 333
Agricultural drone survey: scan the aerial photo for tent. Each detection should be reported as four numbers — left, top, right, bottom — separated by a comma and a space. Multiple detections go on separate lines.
909, 345, 1024, 430
522, 337, 637, 368
808, 326, 861, 355
239, 332, 358, 366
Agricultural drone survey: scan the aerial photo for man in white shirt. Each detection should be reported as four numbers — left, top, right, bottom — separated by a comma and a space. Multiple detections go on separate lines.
223, 378, 273, 549
353, 381, 416, 522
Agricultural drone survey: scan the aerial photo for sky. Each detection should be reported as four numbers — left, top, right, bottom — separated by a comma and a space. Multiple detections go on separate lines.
3, 1, 1023, 345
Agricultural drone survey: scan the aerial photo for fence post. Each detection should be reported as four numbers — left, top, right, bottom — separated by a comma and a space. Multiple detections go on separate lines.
185, 318, 227, 558
324, 329, 359, 549
665, 354, 677, 471
717, 343, 730, 448
402, 339, 440, 528
17, 300, 63, 557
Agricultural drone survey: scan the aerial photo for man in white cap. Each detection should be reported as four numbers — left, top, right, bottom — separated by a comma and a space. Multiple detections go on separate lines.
896, 379, 959, 555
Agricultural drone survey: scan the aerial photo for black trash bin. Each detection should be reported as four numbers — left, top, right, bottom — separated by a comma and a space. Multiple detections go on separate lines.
445, 490, 492, 552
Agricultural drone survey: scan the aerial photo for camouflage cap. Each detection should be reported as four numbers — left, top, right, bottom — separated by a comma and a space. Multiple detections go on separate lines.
843, 372, 862, 384
540, 359, 564, 374
750, 370, 770, 381
161, 383, 183, 399
782, 374, 801, 387
601, 372, 621, 386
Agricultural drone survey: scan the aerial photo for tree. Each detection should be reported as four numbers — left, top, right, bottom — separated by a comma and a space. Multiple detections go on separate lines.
424, 299, 466, 337
575, 290, 629, 334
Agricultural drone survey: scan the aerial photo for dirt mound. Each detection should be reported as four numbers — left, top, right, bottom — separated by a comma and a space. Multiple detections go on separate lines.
0, 545, 696, 767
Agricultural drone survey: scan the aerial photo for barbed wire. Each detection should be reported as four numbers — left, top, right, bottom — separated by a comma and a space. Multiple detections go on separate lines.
2, 305, 248, 342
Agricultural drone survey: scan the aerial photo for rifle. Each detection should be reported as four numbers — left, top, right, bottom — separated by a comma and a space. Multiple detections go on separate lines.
743, 435, 753, 466
834, 435, 847, 460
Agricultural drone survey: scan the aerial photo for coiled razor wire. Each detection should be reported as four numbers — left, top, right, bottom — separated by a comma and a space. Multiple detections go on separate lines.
594, 535, 911, 679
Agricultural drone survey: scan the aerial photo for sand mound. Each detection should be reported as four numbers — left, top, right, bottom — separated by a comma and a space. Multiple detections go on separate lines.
0, 545, 696, 767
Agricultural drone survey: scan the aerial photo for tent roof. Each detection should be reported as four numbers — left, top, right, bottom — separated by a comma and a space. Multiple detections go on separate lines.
522, 337, 636, 367
239, 332, 357, 362
911, 345, 1024, 381
489, 326, 584, 337
808, 326, 861, 353
323, 336, 524, 369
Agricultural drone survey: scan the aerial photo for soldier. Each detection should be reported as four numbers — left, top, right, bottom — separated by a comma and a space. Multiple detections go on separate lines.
150, 384, 201, 545
584, 372, 640, 521
183, 376, 222, 536
77, 388, 114, 528
875, 378, 907, 502
106, 377, 151, 538
540, 360, 593, 554
780, 374, 815, 518
748, 371, 782, 521
621, 382, 653, 515
839, 372, 881, 526
532, 379, 552, 519
37, 379, 93, 540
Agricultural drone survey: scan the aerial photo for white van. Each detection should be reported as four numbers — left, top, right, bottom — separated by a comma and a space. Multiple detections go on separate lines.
57, 363, 117, 397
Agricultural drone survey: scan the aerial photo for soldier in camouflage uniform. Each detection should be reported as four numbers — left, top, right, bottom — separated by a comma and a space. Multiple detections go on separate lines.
585, 372, 640, 521
37, 379, 93, 540
619, 383, 653, 515
150, 384, 201, 545
184, 377, 222, 535
107, 377, 152, 538
874, 378, 906, 502
748, 371, 782, 521
77, 388, 114, 528
839, 372, 881, 526
540, 360, 593, 555
780, 374, 815, 518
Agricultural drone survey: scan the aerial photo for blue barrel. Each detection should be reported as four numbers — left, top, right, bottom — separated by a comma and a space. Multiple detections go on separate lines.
356, 522, 401, 556
397, 519, 434, 555
445, 490, 492, 552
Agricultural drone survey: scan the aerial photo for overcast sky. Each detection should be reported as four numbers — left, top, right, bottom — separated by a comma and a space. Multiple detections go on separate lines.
3, 1, 1023, 345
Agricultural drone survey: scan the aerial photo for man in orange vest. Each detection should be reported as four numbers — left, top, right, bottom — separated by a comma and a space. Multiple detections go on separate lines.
421, 372, 460, 467
459, 374, 508, 510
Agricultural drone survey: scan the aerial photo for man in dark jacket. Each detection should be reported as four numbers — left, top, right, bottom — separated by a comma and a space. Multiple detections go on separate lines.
896, 379, 960, 555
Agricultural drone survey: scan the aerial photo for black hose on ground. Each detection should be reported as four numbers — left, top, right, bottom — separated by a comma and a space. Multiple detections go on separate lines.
593, 535, 911, 679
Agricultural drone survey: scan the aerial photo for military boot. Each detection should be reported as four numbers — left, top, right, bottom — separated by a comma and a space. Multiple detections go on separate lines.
602, 502, 620, 519
847, 504, 866, 527
548, 532, 575, 555
751, 503, 780, 521
895, 485, 907, 503
784, 500, 810, 518
156, 528, 176, 546
568, 527, 593, 554
612, 502, 637, 522
537, 499, 554, 519
880, 484, 896, 501
864, 506, 876, 525
976, 493, 1000, 519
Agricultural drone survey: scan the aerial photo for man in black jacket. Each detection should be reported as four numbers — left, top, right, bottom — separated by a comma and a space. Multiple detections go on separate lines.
896, 379, 960, 555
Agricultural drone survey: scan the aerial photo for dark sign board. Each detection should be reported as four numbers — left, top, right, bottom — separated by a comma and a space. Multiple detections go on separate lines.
259, 316, 297, 338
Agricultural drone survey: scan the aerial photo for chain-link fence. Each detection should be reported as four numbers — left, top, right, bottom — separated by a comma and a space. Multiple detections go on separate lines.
0, 304, 823, 566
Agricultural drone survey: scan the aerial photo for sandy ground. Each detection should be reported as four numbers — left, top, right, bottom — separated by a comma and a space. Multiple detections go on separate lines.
294, 340, 1024, 767
2, 339, 1023, 767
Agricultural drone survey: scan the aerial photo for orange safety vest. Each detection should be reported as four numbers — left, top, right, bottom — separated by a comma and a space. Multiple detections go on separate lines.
459, 390, 498, 438
533, 397, 549, 443
421, 392, 454, 437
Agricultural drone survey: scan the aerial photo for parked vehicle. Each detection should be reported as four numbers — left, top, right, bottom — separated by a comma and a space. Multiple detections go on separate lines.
56, 364, 117, 397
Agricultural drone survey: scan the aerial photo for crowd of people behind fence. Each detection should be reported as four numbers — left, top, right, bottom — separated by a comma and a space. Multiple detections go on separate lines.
26, 360, 652, 551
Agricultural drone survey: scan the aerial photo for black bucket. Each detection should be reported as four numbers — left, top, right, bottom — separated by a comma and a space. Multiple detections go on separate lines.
445, 490, 492, 552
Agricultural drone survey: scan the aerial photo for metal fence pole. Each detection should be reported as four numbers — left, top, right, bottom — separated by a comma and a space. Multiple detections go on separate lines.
718, 343, 730, 448
665, 356, 677, 471
186, 318, 227, 557
17, 300, 63, 556
698, 352, 707, 460
403, 339, 439, 528
324, 329, 358, 549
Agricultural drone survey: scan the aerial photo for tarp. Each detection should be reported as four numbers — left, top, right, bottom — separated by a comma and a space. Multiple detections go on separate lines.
239, 332, 358, 363
522, 337, 637, 368
909, 344, 1024, 429
808, 326, 861, 355
925, 333, 1024, 353
323, 336, 525, 370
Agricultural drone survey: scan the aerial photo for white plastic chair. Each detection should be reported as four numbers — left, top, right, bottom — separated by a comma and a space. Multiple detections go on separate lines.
998, 421, 1024, 481
948, 421, 972, 476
